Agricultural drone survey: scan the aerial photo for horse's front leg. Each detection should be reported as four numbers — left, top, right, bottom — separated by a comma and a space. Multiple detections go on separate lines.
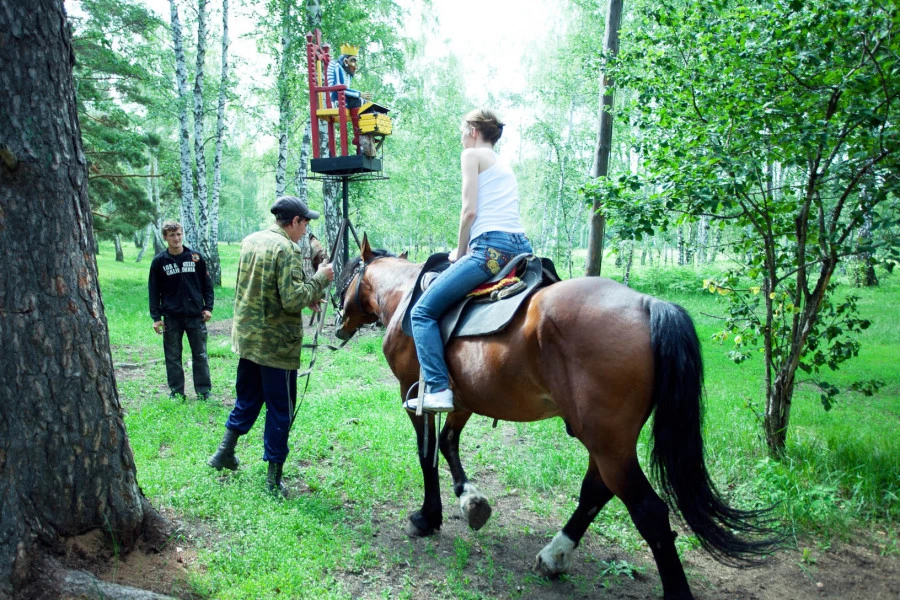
405, 410, 443, 537
439, 411, 492, 531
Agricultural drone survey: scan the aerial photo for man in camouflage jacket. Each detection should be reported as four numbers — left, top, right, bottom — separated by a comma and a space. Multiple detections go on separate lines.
208, 196, 334, 496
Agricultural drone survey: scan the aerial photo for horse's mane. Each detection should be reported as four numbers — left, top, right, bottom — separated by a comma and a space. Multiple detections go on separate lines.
337, 248, 396, 304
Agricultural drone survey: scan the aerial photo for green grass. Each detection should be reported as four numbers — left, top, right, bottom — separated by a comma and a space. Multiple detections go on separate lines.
99, 241, 900, 598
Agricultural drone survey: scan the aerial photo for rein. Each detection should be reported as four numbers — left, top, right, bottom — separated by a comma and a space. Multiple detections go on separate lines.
290, 223, 354, 427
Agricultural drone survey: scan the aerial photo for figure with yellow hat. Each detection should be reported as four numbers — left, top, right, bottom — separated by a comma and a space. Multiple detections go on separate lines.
326, 43, 372, 153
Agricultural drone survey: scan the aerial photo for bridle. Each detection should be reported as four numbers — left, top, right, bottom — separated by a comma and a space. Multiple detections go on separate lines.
337, 256, 385, 327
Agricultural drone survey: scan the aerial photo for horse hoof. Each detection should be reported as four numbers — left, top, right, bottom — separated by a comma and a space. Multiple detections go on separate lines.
405, 512, 439, 537
405, 520, 431, 537
534, 531, 575, 576
461, 495, 492, 531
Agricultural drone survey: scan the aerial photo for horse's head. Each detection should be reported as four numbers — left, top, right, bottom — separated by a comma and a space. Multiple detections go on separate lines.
335, 234, 394, 341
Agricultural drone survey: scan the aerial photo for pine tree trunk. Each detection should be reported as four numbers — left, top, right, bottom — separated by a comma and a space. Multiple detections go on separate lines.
169, 0, 198, 248
0, 3, 168, 595
208, 0, 229, 287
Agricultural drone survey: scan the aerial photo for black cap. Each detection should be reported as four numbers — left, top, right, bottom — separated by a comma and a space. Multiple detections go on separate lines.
271, 196, 320, 221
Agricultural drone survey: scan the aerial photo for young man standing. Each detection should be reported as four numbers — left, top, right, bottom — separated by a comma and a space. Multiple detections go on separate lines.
207, 196, 334, 496
148, 221, 214, 400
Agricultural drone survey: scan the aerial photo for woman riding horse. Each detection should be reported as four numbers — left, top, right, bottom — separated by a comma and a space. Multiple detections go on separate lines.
409, 108, 533, 413
335, 237, 779, 600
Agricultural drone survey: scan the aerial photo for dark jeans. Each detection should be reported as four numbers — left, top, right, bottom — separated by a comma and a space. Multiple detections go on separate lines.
162, 315, 211, 396
225, 358, 297, 464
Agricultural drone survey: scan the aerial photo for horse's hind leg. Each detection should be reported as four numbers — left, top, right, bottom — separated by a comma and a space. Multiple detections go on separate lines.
405, 411, 443, 537
535, 459, 613, 576
602, 456, 692, 600
439, 411, 492, 531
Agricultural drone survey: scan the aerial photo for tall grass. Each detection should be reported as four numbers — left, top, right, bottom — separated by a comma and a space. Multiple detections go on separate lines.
100, 242, 899, 599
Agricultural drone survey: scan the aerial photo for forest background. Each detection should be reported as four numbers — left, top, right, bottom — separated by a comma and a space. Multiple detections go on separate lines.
24, 0, 899, 596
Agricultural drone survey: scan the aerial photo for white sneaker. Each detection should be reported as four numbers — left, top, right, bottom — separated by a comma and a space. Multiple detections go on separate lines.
404, 388, 454, 413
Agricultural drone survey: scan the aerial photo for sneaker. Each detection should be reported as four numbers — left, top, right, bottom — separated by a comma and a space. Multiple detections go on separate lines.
404, 388, 454, 413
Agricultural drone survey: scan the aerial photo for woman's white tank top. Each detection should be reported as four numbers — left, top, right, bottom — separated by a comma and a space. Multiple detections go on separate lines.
469, 155, 525, 241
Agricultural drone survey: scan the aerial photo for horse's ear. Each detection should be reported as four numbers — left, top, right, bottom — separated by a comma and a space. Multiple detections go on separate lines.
399, 250, 409, 260
361, 233, 374, 263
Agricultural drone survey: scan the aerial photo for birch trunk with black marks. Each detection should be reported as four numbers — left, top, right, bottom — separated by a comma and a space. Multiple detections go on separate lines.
294, 118, 312, 200
0, 2, 170, 596
193, 0, 211, 264
169, 0, 198, 249
114, 233, 124, 261
307, 0, 341, 276
208, 0, 229, 286
275, 10, 292, 198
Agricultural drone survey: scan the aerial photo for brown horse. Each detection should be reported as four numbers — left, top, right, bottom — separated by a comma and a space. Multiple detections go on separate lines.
335, 237, 777, 600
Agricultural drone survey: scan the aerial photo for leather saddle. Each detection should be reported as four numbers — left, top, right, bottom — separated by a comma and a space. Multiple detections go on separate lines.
400, 253, 561, 345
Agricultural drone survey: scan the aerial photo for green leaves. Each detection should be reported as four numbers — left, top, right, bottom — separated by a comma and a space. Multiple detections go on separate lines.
610, 0, 900, 451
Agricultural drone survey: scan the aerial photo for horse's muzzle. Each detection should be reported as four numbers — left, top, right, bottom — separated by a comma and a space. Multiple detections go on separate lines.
335, 324, 353, 341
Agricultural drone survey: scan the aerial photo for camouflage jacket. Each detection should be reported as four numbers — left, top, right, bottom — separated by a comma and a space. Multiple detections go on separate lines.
231, 224, 329, 370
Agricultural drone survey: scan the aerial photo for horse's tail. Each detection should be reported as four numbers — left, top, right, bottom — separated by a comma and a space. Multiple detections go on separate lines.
648, 300, 781, 566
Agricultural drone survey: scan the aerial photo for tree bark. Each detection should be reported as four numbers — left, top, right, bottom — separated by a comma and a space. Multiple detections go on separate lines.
209, 0, 230, 286
306, 0, 341, 275
0, 2, 169, 595
114, 233, 124, 261
854, 193, 878, 287
193, 0, 211, 264
294, 118, 312, 200
622, 238, 634, 286
585, 0, 623, 276
169, 0, 198, 249
275, 6, 292, 198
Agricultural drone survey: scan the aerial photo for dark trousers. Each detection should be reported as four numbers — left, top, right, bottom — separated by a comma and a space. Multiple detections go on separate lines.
225, 358, 297, 463
162, 315, 211, 396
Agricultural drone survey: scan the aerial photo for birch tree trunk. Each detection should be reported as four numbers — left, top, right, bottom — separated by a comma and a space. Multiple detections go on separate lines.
854, 188, 878, 287
585, 0, 623, 276
114, 233, 124, 261
150, 155, 166, 254
307, 0, 341, 275
622, 239, 635, 286
169, 0, 198, 248
0, 2, 170, 595
208, 0, 230, 286
294, 118, 312, 200
294, 118, 318, 269
275, 6, 292, 198
193, 0, 211, 262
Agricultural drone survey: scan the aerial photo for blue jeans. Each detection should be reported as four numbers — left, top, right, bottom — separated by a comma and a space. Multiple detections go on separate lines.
225, 358, 297, 463
411, 231, 532, 392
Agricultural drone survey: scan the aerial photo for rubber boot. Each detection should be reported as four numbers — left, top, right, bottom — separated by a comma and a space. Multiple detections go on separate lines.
207, 429, 240, 471
266, 462, 287, 498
